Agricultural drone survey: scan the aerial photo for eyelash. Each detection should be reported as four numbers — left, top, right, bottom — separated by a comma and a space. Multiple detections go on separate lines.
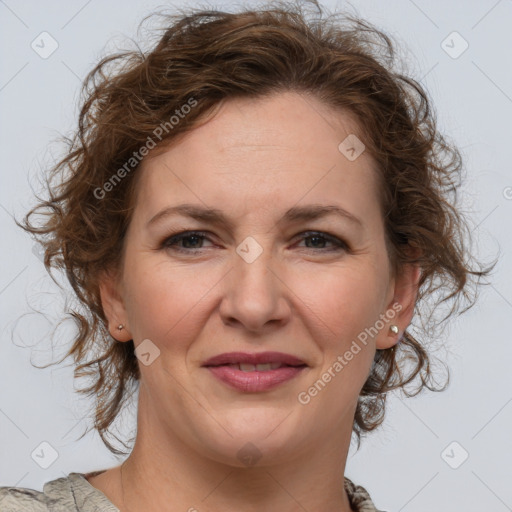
160, 230, 349, 254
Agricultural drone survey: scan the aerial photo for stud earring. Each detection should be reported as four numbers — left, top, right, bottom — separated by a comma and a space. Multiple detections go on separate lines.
117, 324, 124, 331
389, 324, 399, 335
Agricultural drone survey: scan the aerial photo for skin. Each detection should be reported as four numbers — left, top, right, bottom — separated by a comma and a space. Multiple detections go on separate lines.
89, 91, 420, 512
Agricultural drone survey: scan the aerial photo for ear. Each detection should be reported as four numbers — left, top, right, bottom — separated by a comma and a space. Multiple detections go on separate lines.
376, 248, 422, 350
98, 268, 132, 342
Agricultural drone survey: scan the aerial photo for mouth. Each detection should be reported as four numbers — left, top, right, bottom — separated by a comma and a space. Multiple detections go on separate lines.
216, 362, 306, 372
202, 351, 308, 392
202, 351, 308, 369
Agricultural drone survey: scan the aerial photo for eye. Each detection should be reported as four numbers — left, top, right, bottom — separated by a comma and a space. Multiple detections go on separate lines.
160, 230, 349, 254
295, 231, 349, 252
161, 231, 213, 253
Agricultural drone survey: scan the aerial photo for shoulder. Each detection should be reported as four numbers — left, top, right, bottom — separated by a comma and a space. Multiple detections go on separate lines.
0, 484, 50, 511
0, 472, 118, 512
344, 476, 388, 512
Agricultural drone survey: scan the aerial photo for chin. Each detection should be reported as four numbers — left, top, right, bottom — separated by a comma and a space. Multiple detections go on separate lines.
194, 407, 305, 467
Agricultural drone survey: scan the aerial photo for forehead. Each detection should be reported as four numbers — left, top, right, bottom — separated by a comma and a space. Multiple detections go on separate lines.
133, 92, 381, 224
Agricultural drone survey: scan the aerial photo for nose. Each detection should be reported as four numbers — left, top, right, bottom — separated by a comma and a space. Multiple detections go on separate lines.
218, 238, 291, 333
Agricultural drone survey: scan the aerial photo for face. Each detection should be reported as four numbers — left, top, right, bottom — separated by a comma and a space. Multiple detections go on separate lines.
101, 91, 416, 466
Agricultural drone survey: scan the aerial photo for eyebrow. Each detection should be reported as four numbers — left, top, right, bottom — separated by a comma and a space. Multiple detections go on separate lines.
146, 203, 363, 229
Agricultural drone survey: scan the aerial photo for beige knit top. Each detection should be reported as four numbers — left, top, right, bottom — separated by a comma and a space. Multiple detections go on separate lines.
0, 472, 386, 511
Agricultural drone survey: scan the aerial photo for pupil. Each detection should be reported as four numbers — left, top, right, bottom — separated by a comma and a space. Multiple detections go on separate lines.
308, 236, 324, 248
184, 235, 200, 248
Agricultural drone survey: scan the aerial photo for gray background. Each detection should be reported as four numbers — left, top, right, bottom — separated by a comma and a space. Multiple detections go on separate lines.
0, 1, 511, 510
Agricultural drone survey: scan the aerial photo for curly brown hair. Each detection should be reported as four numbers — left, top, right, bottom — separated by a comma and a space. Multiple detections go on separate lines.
18, 0, 496, 455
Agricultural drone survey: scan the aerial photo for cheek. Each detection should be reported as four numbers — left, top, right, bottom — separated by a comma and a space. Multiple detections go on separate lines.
290, 264, 385, 393
121, 254, 212, 346
290, 261, 387, 342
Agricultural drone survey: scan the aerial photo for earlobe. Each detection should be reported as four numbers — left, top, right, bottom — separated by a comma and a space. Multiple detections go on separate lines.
98, 268, 132, 342
376, 258, 421, 350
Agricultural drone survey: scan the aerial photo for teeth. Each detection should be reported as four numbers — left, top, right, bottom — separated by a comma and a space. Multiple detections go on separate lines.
235, 362, 283, 372
256, 363, 273, 371
259, 362, 283, 370
239, 363, 256, 372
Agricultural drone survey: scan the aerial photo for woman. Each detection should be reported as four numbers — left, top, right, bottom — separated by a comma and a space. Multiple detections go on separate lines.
0, 1, 493, 511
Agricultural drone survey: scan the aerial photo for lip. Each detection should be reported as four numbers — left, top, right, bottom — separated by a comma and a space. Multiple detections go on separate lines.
206, 365, 306, 392
202, 351, 308, 393
202, 351, 306, 367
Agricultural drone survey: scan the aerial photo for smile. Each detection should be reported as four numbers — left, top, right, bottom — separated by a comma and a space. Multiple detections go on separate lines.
207, 363, 306, 393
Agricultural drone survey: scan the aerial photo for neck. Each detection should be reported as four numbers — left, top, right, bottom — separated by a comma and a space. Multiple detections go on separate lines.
117, 395, 356, 512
